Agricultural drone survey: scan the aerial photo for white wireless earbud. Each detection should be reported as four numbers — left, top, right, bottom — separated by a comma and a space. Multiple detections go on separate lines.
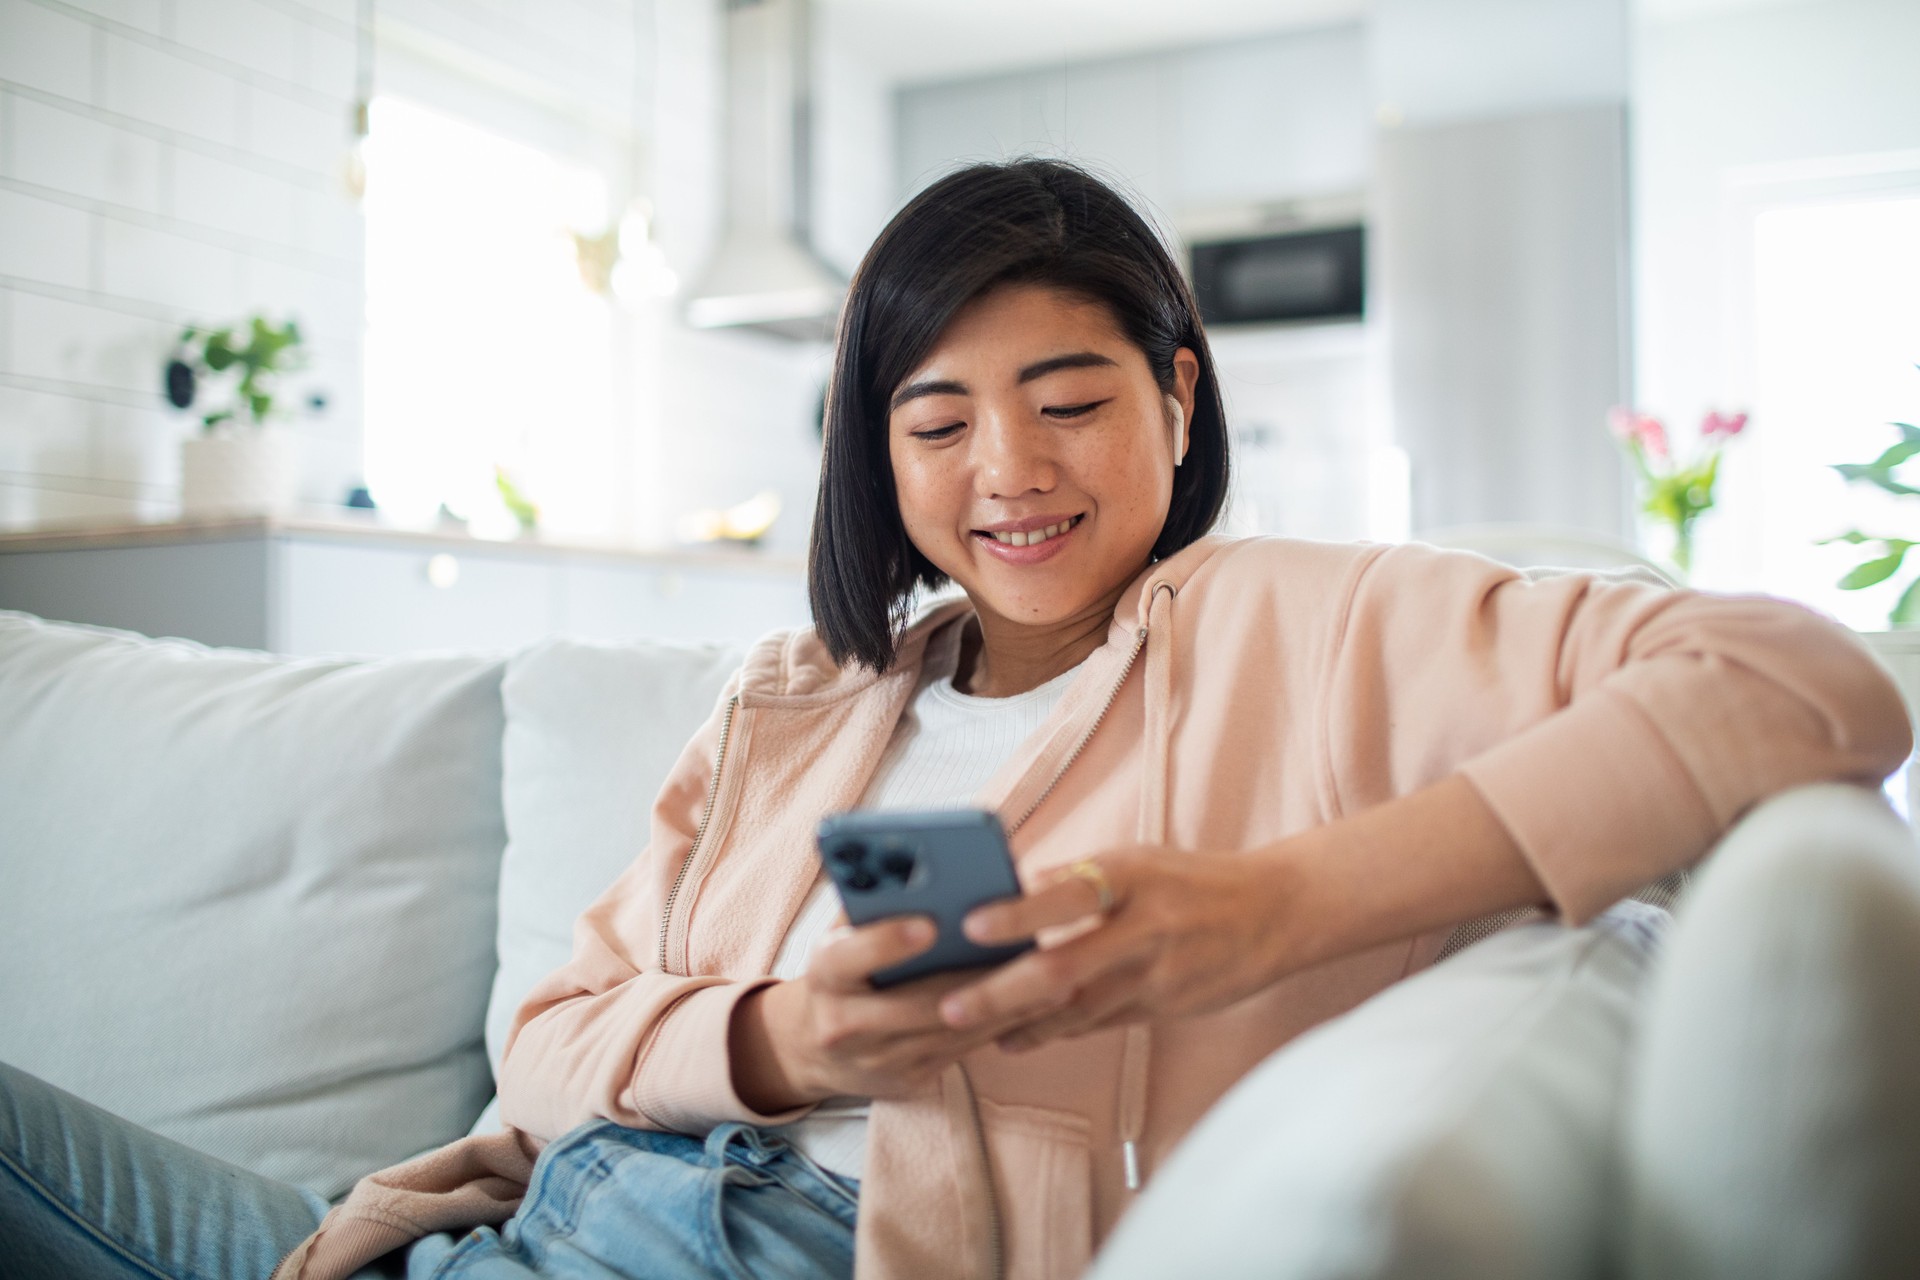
1165, 394, 1186, 468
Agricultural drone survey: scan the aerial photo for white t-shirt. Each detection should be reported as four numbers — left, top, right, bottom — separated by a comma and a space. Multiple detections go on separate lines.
767, 624, 1083, 1181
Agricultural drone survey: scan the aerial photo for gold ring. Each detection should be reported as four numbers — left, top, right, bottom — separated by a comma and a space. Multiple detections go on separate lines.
1065, 859, 1115, 916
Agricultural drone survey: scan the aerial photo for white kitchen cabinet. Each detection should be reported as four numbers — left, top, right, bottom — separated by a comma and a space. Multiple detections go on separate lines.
894, 25, 1370, 216
277, 538, 565, 656
0, 515, 811, 655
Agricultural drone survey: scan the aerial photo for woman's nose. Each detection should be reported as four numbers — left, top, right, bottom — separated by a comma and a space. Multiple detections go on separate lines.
973, 410, 1057, 498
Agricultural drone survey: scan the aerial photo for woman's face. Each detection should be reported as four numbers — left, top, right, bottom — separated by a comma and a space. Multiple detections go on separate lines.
887, 283, 1199, 632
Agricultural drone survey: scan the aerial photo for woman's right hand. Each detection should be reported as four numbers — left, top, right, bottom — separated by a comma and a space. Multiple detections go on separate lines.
729, 915, 1051, 1112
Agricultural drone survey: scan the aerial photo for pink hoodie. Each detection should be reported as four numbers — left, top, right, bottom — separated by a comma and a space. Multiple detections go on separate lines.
275, 535, 1910, 1280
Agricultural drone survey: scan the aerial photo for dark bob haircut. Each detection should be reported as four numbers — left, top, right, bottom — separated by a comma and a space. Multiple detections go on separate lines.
807, 158, 1231, 672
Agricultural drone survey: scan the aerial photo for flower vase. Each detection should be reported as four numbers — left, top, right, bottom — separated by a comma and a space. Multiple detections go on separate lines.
1639, 518, 1695, 582
180, 425, 301, 517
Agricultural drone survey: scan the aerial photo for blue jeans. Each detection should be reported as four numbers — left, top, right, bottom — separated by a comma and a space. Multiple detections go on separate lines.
0, 1060, 858, 1280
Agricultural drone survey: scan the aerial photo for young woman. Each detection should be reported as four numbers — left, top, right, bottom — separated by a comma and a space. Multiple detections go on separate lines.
1, 159, 1907, 1280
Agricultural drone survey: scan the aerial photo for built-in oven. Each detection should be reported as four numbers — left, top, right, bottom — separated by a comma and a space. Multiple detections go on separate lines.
1188, 224, 1366, 326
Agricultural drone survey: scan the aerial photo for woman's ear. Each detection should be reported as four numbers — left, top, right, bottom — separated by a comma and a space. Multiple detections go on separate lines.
1170, 346, 1200, 468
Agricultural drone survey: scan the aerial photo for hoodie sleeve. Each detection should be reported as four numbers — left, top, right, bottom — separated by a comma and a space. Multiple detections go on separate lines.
1322, 542, 1913, 924
494, 666, 815, 1141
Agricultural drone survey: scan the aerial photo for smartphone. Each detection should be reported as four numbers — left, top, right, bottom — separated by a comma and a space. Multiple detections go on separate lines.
815, 809, 1035, 989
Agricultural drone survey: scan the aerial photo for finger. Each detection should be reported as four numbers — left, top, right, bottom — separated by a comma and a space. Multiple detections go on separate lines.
810, 916, 936, 990
997, 967, 1150, 1051
939, 912, 1146, 1030
964, 863, 1116, 946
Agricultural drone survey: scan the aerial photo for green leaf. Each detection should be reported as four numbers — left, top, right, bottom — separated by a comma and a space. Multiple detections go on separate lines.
203, 331, 236, 370
1833, 464, 1920, 497
1895, 422, 1920, 446
1867, 439, 1920, 470
1839, 547, 1913, 590
1893, 575, 1920, 627
1817, 531, 1875, 546
248, 392, 272, 421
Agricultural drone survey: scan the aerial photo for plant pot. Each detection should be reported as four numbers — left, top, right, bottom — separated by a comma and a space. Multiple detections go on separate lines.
180, 425, 301, 517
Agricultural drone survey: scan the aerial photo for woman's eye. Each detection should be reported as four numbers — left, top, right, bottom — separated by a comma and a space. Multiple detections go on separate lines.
911, 422, 964, 441
1044, 400, 1107, 420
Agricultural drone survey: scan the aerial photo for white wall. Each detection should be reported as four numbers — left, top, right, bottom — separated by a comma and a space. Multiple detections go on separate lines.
0, 0, 366, 527
1631, 0, 1920, 420
1371, 0, 1629, 126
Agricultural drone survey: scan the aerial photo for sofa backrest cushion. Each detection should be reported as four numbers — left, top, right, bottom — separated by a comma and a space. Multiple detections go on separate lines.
476, 634, 746, 1126
0, 610, 508, 1201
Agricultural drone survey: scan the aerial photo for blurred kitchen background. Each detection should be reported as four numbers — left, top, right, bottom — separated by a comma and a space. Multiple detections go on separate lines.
0, 0, 1916, 654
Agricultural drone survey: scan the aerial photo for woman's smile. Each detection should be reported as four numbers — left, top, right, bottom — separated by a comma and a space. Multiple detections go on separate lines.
973, 512, 1086, 561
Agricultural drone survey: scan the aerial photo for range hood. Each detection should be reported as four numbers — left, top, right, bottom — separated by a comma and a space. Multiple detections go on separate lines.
684, 0, 844, 342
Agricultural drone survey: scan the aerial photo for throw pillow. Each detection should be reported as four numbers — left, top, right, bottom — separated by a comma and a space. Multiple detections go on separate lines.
473, 634, 746, 1133
0, 611, 507, 1200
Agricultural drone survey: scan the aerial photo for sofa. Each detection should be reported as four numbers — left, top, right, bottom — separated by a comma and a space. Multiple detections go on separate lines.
2, 606, 1917, 1278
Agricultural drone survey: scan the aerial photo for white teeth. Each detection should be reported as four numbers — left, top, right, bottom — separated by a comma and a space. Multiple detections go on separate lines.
989, 516, 1077, 547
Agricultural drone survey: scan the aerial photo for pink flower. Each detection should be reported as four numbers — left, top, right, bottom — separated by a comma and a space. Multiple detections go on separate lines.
1702, 410, 1749, 439
1609, 406, 1669, 459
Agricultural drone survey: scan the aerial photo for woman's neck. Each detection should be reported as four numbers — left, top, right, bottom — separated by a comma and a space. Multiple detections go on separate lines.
951, 585, 1128, 698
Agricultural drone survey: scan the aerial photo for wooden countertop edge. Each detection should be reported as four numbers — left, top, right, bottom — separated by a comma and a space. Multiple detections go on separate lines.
0, 511, 808, 575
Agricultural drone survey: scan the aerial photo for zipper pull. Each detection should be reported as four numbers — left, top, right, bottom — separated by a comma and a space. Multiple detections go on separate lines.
1123, 1139, 1142, 1192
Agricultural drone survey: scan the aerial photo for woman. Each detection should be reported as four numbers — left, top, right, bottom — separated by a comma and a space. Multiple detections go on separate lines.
2, 159, 1907, 1280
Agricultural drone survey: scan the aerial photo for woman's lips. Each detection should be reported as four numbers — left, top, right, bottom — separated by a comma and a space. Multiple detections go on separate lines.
973, 514, 1084, 565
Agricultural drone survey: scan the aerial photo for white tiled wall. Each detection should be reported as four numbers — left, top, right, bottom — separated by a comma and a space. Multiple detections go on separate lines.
0, 0, 881, 555
0, 0, 367, 527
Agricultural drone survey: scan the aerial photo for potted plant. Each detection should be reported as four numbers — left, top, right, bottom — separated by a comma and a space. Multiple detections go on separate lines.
1823, 367, 1920, 626
163, 315, 312, 517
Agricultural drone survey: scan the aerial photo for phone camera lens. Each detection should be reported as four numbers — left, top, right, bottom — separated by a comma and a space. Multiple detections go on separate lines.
880, 851, 916, 884
831, 843, 867, 867
847, 868, 879, 891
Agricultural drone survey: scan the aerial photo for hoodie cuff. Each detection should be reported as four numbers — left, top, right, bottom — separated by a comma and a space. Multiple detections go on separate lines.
629, 979, 818, 1133
1460, 686, 1721, 924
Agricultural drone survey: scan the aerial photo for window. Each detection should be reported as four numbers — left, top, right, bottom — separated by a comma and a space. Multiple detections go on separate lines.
1742, 191, 1920, 631
362, 96, 618, 538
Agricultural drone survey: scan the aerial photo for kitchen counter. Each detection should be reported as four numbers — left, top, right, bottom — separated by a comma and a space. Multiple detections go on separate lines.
0, 508, 811, 654
0, 508, 807, 576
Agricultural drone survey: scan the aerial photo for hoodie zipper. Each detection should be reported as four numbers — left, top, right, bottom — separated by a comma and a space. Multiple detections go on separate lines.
970, 619, 1152, 1278
1006, 625, 1150, 838
656, 693, 740, 973
956, 1065, 1006, 1280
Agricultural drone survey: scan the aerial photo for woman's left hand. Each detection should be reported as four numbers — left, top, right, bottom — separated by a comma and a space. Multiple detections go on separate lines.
937, 843, 1310, 1051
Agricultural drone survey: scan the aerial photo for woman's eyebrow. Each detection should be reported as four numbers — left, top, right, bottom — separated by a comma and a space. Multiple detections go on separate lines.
1016, 351, 1118, 384
890, 378, 967, 411
889, 352, 1120, 413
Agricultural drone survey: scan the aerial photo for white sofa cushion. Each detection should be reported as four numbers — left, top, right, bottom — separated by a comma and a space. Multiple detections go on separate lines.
0, 611, 508, 1201
1090, 900, 1667, 1280
470, 635, 745, 1134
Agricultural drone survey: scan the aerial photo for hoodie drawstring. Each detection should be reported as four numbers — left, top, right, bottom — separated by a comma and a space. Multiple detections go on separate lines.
1119, 580, 1178, 1192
